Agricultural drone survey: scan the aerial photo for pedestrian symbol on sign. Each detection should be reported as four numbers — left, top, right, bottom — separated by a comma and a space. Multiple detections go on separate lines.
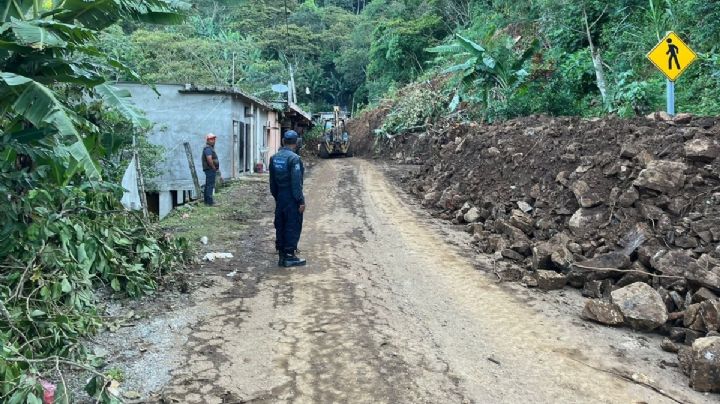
646, 31, 697, 82
666, 38, 680, 70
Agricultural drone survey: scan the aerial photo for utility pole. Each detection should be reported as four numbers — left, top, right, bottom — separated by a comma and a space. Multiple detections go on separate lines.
288, 64, 298, 104
231, 52, 236, 87
284, 0, 289, 36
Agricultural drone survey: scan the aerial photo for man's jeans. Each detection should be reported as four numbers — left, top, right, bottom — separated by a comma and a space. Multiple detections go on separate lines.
204, 169, 216, 205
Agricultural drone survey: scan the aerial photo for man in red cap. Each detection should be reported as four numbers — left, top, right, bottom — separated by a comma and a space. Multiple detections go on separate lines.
202, 133, 219, 206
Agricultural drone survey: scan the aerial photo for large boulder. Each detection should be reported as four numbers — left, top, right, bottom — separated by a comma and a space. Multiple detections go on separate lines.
550, 245, 573, 272
617, 186, 639, 208
571, 180, 603, 208
535, 270, 567, 291
674, 112, 693, 124
582, 300, 624, 326
611, 282, 669, 331
686, 256, 720, 293
650, 250, 695, 279
423, 191, 439, 206
532, 233, 570, 270
689, 337, 720, 392
509, 210, 534, 235
700, 300, 720, 332
495, 220, 528, 243
568, 207, 606, 236
684, 138, 719, 162
581, 280, 612, 299
633, 160, 687, 194
692, 219, 720, 243
532, 241, 554, 270
685, 304, 707, 331
568, 251, 631, 285
464, 207, 482, 223
693, 288, 719, 304
501, 248, 525, 262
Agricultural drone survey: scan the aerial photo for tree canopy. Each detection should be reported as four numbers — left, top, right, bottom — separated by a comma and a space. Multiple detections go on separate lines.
102, 0, 720, 117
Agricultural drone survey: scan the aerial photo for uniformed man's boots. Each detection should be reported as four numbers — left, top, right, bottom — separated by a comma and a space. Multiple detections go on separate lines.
278, 251, 285, 267
282, 251, 306, 267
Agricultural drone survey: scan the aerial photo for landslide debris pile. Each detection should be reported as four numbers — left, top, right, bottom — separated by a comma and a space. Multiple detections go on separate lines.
379, 113, 720, 392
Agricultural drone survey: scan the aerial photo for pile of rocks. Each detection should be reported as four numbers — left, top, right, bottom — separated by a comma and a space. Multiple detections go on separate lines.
378, 113, 720, 391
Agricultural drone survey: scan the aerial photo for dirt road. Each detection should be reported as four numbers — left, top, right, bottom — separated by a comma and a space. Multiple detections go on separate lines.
135, 158, 713, 403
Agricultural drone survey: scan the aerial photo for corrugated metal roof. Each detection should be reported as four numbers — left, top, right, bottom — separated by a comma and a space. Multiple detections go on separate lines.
287, 102, 313, 122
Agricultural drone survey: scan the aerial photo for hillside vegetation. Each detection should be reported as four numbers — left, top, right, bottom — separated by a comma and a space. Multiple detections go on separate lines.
106, 0, 720, 119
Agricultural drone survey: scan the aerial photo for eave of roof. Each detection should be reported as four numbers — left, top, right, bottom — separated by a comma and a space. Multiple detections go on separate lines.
179, 85, 274, 110
287, 101, 313, 122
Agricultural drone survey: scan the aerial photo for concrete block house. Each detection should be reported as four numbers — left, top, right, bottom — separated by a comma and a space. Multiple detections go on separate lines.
119, 83, 312, 218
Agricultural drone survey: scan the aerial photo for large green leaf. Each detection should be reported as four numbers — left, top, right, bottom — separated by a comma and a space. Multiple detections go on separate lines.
65, 140, 102, 181
426, 43, 466, 54
32, 19, 97, 44
455, 34, 486, 54
30, 59, 105, 85
9, 18, 68, 49
0, 72, 101, 179
442, 57, 476, 74
0, 0, 33, 23
94, 83, 150, 128
3, 73, 77, 136
0, 70, 30, 85
56, 0, 186, 30
8, 126, 56, 143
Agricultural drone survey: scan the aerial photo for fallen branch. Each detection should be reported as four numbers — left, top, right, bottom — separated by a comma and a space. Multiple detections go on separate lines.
5, 356, 108, 380
55, 357, 69, 403
571, 263, 684, 280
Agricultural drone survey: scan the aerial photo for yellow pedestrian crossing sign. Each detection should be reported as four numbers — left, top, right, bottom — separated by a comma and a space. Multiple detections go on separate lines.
646, 31, 697, 81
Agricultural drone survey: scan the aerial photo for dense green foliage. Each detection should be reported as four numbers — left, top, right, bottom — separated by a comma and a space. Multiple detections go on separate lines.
0, 1, 191, 402
105, 0, 720, 120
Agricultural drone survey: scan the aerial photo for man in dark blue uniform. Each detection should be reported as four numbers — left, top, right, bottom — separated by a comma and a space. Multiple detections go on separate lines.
270, 130, 306, 267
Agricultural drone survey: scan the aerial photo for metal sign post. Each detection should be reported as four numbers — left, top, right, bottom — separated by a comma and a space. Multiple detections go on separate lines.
666, 79, 675, 116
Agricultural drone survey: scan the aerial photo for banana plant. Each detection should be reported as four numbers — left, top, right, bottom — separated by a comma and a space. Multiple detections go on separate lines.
0, 0, 188, 182
427, 31, 537, 114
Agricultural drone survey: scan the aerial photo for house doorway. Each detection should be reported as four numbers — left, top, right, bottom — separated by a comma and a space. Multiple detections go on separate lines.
244, 123, 252, 172
236, 121, 251, 173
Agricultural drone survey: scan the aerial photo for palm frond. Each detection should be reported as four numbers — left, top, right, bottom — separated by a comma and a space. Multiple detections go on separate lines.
442, 57, 477, 74
455, 34, 486, 54
0, 72, 101, 179
56, 0, 186, 30
95, 83, 150, 128
0, 0, 34, 22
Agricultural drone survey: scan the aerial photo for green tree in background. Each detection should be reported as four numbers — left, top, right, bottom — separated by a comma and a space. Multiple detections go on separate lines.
99, 0, 720, 116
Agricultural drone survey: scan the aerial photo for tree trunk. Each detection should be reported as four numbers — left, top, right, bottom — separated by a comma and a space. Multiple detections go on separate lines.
583, 7, 609, 106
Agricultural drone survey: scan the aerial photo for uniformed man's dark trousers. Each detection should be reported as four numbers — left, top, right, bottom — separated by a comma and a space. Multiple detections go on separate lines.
274, 193, 303, 253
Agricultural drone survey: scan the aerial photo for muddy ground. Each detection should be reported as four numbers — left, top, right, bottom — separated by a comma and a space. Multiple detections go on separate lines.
68, 158, 716, 403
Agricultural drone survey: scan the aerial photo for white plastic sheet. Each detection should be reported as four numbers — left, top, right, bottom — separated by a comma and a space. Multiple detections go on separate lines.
120, 156, 142, 211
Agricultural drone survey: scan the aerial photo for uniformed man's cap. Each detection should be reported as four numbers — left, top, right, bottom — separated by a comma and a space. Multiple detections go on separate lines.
205, 133, 217, 140
283, 130, 298, 140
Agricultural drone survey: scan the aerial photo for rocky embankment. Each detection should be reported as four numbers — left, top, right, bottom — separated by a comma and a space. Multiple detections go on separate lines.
372, 112, 720, 392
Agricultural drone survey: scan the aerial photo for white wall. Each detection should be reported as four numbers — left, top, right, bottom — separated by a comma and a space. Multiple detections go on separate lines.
118, 83, 235, 192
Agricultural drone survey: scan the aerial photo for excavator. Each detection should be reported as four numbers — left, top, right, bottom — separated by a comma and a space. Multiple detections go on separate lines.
318, 106, 352, 158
